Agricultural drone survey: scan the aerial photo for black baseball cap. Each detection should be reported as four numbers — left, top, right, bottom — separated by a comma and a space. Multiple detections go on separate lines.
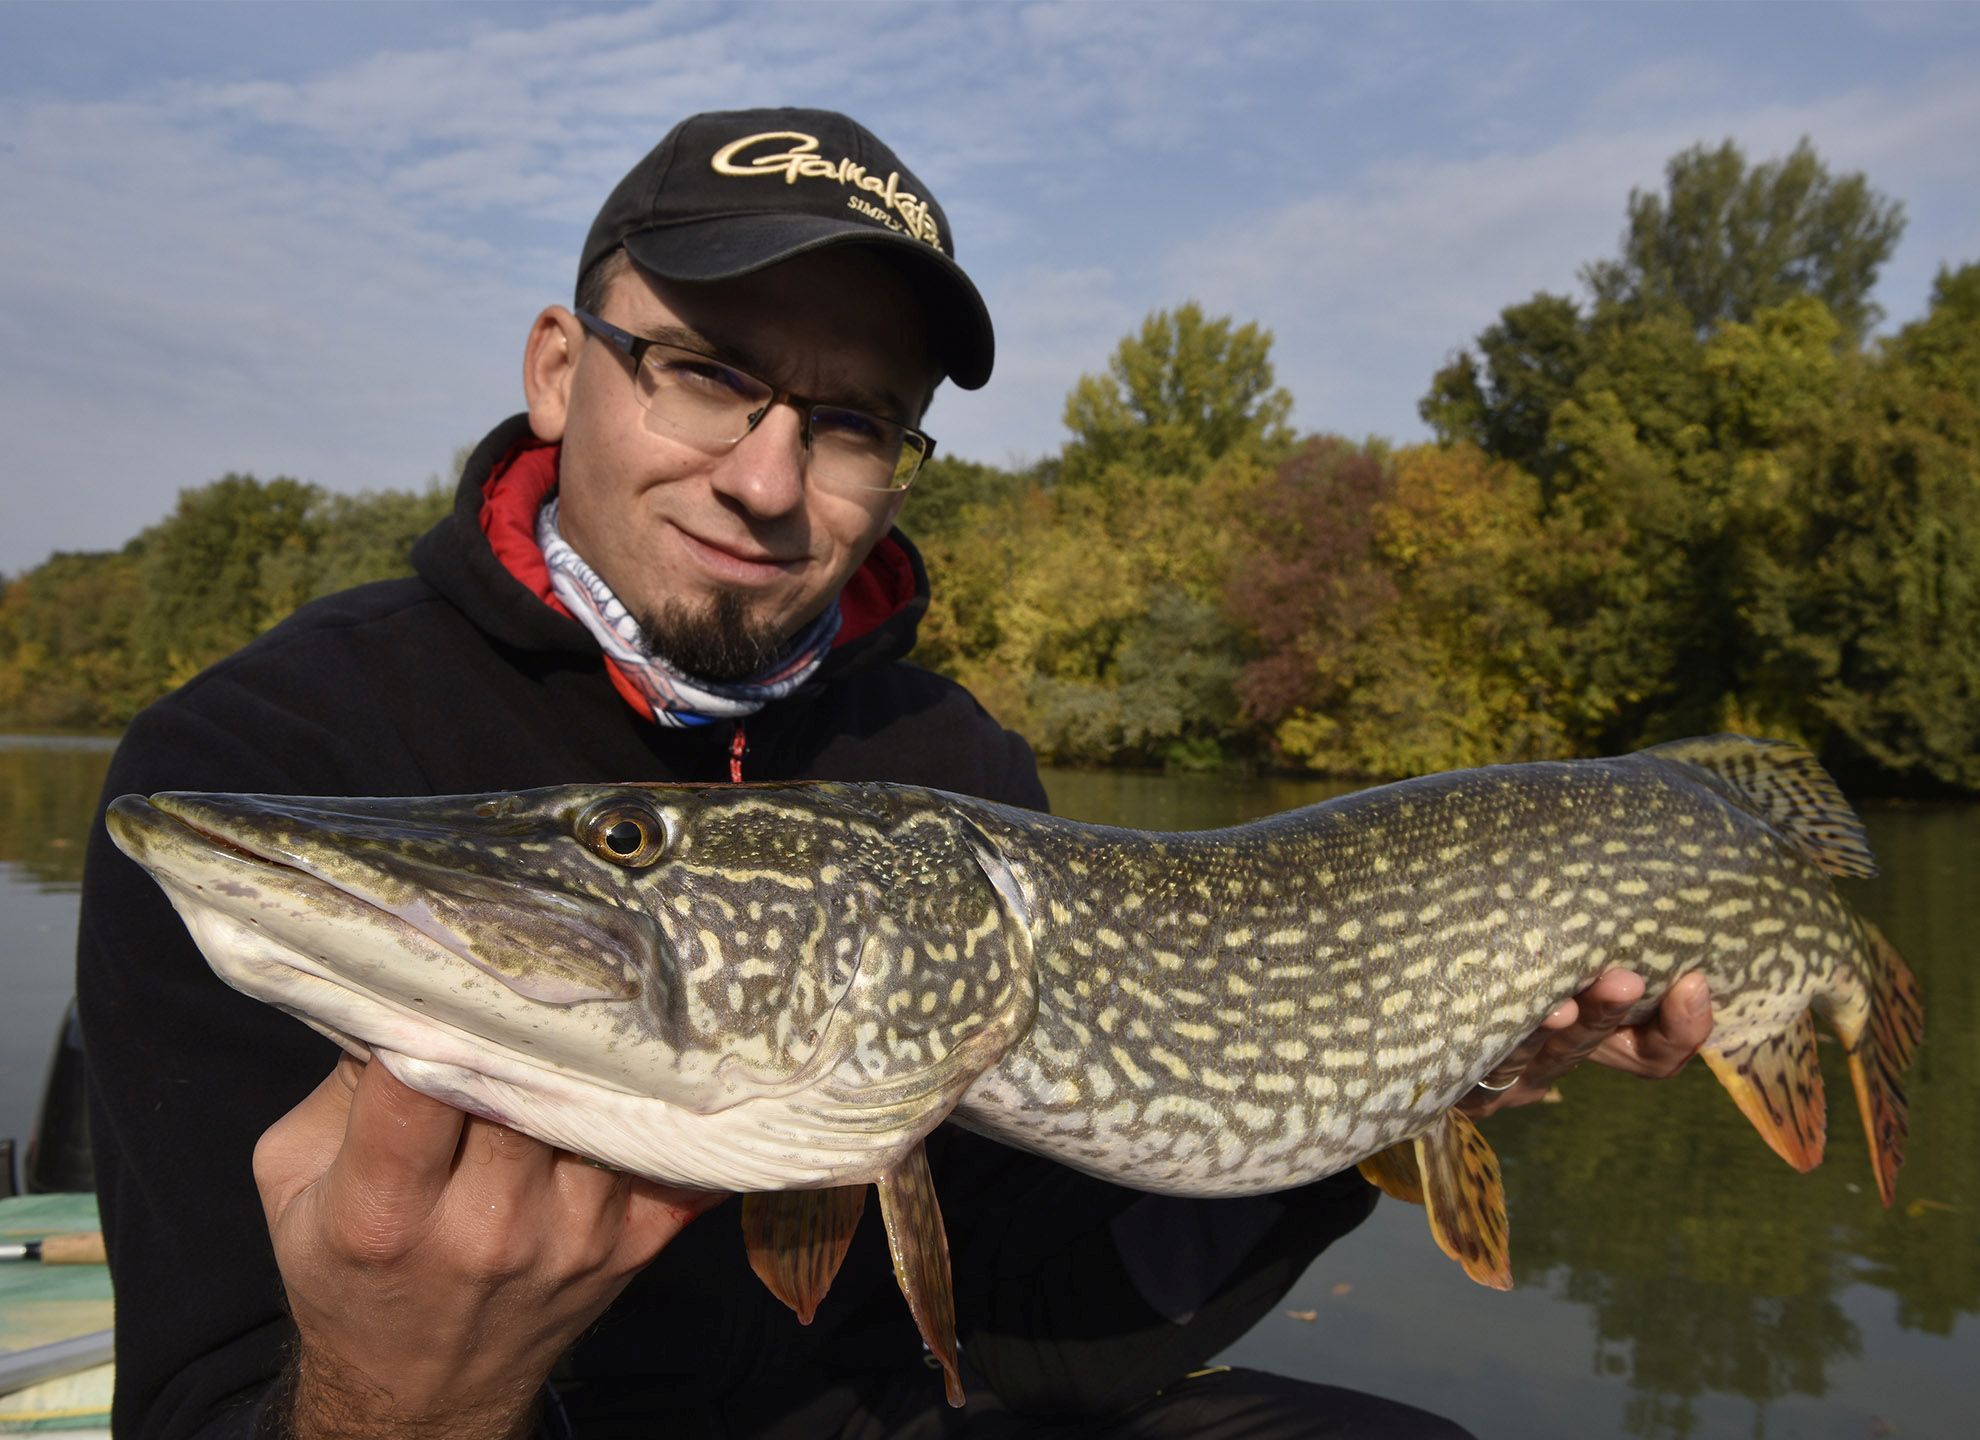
580, 108, 994, 390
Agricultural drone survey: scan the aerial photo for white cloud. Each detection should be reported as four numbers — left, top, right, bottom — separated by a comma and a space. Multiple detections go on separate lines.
2, 1, 1976, 574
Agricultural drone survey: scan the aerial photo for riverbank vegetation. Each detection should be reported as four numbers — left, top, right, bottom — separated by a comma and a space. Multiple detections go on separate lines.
4, 141, 1975, 791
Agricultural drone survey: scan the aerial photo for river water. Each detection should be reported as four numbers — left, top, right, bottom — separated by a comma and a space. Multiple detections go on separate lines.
3, 736, 1973, 1439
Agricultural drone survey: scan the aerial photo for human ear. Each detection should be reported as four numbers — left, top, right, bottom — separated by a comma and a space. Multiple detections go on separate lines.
523, 307, 583, 442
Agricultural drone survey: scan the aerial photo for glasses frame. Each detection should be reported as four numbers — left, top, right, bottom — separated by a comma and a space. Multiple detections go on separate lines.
572, 308, 936, 493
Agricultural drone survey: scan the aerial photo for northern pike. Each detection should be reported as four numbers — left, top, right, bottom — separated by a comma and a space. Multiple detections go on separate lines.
106, 735, 1921, 1405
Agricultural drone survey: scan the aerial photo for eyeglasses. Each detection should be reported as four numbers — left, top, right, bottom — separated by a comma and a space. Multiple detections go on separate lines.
573, 309, 935, 494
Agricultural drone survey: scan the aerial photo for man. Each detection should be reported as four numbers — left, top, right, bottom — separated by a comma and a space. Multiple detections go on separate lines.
78, 108, 1711, 1440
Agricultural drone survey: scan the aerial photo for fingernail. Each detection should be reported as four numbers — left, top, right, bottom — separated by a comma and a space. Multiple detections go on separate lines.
1686, 985, 1711, 1017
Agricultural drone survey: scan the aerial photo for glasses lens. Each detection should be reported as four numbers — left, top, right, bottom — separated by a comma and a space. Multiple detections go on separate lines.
629, 342, 928, 493
635, 348, 770, 448
808, 408, 927, 493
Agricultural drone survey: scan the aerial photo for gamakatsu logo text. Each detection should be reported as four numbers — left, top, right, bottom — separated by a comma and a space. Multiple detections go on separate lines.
710, 132, 945, 252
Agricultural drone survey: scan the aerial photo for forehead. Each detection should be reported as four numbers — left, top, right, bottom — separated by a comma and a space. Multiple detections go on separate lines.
606, 250, 938, 416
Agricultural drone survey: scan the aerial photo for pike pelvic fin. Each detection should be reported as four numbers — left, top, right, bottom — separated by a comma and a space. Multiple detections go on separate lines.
1357, 1139, 1425, 1205
742, 1185, 867, 1325
1835, 921, 1924, 1207
1641, 735, 1876, 878
876, 1143, 965, 1407
1414, 1110, 1512, 1291
1700, 1008, 1828, 1173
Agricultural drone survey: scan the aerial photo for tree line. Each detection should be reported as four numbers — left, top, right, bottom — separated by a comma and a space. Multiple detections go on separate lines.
4, 140, 1975, 792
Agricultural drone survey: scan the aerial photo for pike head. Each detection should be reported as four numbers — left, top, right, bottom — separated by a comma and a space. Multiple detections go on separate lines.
106, 782, 1037, 1191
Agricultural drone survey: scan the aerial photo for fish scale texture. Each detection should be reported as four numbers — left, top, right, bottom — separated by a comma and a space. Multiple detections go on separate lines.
954, 750, 1876, 1196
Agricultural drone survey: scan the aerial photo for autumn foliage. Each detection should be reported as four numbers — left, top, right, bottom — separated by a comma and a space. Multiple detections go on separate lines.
4, 144, 1976, 791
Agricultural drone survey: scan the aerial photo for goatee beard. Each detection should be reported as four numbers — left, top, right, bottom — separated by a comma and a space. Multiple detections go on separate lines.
637, 589, 790, 682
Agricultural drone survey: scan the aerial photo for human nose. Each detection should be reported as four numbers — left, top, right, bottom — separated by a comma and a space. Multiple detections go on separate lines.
709, 399, 808, 517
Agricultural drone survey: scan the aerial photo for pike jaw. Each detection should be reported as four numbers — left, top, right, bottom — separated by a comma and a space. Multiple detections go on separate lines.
106, 783, 1036, 1192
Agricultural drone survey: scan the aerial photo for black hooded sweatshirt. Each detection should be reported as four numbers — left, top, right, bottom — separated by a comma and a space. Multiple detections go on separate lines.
76, 416, 1374, 1439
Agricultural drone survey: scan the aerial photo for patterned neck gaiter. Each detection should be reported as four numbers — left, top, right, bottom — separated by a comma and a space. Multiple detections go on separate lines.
535, 496, 841, 729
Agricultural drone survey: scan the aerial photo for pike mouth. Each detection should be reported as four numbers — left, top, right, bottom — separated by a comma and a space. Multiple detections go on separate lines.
124, 793, 637, 1006
109, 793, 672, 1105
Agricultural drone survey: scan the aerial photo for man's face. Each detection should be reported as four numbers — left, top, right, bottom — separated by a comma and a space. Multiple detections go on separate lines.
528, 249, 936, 679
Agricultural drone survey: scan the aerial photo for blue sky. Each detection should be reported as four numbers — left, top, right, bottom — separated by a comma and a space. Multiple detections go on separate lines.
3, 0, 1976, 575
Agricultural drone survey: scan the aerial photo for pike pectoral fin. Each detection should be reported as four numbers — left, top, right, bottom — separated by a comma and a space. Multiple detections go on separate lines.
742, 1187, 867, 1325
1415, 1110, 1512, 1290
1836, 922, 1924, 1207
1357, 1140, 1424, 1205
876, 1142, 964, 1407
1700, 1008, 1827, 1174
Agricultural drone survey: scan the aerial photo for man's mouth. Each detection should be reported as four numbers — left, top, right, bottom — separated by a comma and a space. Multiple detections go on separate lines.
675, 527, 804, 582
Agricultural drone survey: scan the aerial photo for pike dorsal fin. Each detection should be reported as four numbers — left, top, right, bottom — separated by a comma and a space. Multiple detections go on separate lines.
742, 1186, 867, 1325
1700, 1008, 1828, 1173
876, 1142, 965, 1407
1642, 735, 1877, 878
1413, 1110, 1512, 1291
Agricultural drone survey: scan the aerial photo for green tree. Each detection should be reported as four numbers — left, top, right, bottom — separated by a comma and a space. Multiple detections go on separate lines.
915, 304, 1295, 766
265, 483, 454, 602
131, 474, 323, 687
1740, 306, 1980, 790
1060, 302, 1293, 490
1889, 261, 1980, 402
900, 454, 1035, 547
1419, 293, 1590, 484
0, 547, 150, 729
1584, 137, 1905, 345
1426, 139, 1904, 482
0, 466, 461, 731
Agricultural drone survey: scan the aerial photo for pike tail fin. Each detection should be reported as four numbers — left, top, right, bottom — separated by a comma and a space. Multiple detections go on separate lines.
1699, 1009, 1828, 1173
1835, 921, 1924, 1207
1360, 1110, 1511, 1290
1642, 735, 1877, 878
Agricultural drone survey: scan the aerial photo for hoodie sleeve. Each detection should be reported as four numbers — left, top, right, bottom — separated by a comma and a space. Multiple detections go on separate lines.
75, 653, 443, 1439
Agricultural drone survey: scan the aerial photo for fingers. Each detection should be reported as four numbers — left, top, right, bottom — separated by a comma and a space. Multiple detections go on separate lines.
1462, 969, 1718, 1117
1591, 971, 1712, 1077
334, 1058, 473, 1219
265, 1053, 722, 1281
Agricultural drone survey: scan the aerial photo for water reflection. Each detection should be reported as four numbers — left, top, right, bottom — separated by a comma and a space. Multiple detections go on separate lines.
0, 735, 115, 890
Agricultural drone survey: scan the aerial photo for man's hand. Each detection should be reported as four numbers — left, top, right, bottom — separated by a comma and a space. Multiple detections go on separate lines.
253, 1056, 724, 1440
1458, 969, 1713, 1118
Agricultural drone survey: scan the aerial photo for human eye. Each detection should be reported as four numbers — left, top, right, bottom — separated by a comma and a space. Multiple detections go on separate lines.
650, 351, 758, 400
811, 406, 898, 449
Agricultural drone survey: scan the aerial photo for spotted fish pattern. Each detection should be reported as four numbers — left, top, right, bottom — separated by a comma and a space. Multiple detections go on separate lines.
952, 737, 1904, 1200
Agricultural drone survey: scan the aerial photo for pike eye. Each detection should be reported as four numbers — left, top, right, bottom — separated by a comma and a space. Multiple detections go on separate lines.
579, 802, 671, 867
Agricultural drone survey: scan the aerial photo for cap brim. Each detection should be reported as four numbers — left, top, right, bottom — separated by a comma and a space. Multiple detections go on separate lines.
622, 214, 994, 390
